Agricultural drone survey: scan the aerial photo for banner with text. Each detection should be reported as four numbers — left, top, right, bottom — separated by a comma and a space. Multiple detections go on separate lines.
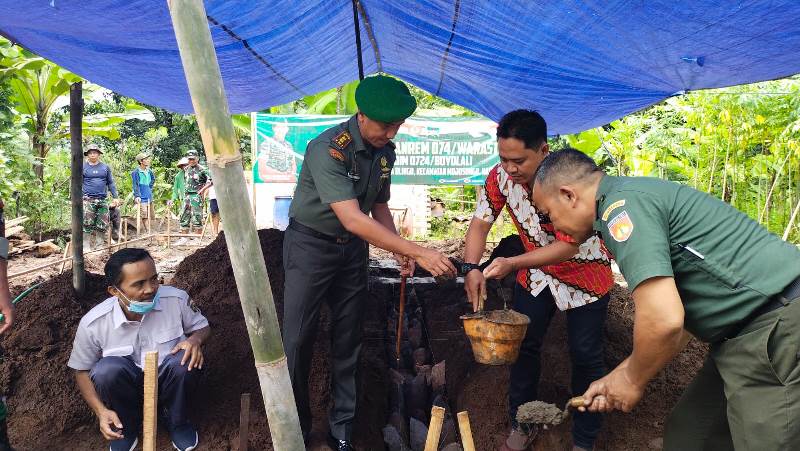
253, 114, 499, 185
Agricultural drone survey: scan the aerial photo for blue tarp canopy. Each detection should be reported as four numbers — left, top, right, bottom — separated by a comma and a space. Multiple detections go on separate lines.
1, 1, 799, 134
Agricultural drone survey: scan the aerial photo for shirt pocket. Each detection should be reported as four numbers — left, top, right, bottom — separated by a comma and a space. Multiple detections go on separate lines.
154, 325, 184, 356
102, 345, 134, 358
672, 242, 743, 289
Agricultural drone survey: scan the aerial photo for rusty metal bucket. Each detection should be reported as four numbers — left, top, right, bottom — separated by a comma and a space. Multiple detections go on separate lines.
460, 309, 530, 365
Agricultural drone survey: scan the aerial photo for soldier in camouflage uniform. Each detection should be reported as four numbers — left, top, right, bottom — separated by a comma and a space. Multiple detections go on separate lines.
0, 197, 16, 451
257, 121, 296, 182
82, 144, 120, 249
180, 150, 210, 231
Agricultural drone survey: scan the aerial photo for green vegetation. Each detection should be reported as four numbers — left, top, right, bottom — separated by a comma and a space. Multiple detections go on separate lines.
0, 35, 797, 242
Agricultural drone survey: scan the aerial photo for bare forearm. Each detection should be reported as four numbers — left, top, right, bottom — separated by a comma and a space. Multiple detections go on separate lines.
187, 326, 210, 345
625, 277, 688, 386
76, 371, 107, 414
509, 240, 577, 270
371, 204, 398, 234
464, 218, 491, 264
626, 326, 687, 386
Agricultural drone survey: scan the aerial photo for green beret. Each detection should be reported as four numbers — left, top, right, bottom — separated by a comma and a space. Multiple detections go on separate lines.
355, 75, 417, 123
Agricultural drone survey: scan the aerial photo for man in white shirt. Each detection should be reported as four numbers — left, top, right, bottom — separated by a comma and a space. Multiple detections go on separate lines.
68, 248, 210, 451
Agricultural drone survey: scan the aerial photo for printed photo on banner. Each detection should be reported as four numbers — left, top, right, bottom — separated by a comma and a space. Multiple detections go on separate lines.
252, 114, 500, 185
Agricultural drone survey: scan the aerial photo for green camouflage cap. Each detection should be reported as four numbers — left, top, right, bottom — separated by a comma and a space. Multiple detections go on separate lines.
355, 75, 417, 123
185, 149, 199, 158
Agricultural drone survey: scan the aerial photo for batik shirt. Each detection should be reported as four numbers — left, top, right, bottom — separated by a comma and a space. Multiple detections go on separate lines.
474, 165, 614, 310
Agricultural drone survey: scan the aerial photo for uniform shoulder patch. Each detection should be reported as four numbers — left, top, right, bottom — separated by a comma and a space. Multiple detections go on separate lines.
331, 130, 352, 150
607, 210, 634, 242
602, 199, 626, 221
329, 148, 346, 162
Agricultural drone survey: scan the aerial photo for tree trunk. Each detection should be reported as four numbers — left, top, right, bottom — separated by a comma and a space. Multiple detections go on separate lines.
167, 1, 304, 448
70, 82, 85, 296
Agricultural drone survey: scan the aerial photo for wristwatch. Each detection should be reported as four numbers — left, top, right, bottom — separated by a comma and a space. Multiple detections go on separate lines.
460, 262, 481, 275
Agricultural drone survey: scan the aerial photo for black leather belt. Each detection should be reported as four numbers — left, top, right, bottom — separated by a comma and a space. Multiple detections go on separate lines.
724, 276, 800, 340
288, 219, 353, 244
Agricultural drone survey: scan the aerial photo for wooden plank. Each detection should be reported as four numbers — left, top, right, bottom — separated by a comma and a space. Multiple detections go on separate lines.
5, 216, 28, 228
4, 226, 24, 238
142, 351, 159, 451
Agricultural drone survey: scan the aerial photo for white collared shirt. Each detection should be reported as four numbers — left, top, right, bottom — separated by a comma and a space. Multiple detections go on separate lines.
68, 285, 209, 370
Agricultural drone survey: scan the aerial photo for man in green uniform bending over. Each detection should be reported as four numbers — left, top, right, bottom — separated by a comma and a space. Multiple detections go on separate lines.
532, 149, 800, 451
283, 75, 456, 450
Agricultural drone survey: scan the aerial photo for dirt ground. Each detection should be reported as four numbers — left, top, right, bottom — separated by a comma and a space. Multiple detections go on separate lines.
3, 231, 707, 450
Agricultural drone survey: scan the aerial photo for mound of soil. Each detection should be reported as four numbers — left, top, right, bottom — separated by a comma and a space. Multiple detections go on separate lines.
2, 229, 709, 451
4, 271, 113, 450
4, 229, 388, 450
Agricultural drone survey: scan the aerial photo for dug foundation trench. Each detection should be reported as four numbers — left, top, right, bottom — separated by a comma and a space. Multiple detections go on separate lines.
5, 230, 706, 450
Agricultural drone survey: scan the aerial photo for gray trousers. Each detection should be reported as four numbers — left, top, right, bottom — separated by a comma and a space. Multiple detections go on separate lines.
282, 227, 368, 441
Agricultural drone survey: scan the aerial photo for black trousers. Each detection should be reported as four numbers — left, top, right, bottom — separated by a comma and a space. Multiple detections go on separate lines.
90, 350, 199, 443
508, 283, 609, 449
282, 227, 368, 441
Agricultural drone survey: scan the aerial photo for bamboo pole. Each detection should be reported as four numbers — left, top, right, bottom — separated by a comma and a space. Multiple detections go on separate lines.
424, 406, 445, 451
167, 1, 303, 448
69, 82, 85, 296
456, 411, 476, 451
142, 351, 159, 451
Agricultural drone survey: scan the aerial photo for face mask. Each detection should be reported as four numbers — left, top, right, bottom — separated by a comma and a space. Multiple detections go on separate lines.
117, 286, 160, 314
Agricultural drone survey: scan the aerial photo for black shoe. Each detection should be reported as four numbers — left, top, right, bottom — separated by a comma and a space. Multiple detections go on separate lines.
326, 433, 354, 451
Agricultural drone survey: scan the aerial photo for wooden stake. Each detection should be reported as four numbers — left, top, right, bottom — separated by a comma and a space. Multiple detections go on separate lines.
199, 203, 210, 242
457, 411, 476, 451
59, 242, 71, 274
166, 210, 172, 249
107, 226, 113, 255
396, 275, 407, 366
424, 406, 445, 451
136, 202, 142, 238
142, 351, 159, 451
239, 393, 251, 451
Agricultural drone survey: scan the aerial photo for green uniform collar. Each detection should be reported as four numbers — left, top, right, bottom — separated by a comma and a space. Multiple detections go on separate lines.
346, 115, 370, 155
593, 174, 618, 236
595, 175, 617, 216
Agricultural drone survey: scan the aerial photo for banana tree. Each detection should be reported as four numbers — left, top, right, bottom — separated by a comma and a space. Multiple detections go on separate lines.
0, 40, 82, 181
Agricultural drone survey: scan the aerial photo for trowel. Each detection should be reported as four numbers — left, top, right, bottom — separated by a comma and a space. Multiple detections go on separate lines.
516, 396, 586, 429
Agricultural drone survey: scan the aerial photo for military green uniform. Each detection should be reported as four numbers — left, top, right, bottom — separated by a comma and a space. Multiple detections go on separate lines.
594, 175, 800, 451
283, 114, 395, 441
180, 163, 209, 228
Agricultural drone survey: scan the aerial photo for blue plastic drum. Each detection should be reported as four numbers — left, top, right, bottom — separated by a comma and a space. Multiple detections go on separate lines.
273, 196, 292, 231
